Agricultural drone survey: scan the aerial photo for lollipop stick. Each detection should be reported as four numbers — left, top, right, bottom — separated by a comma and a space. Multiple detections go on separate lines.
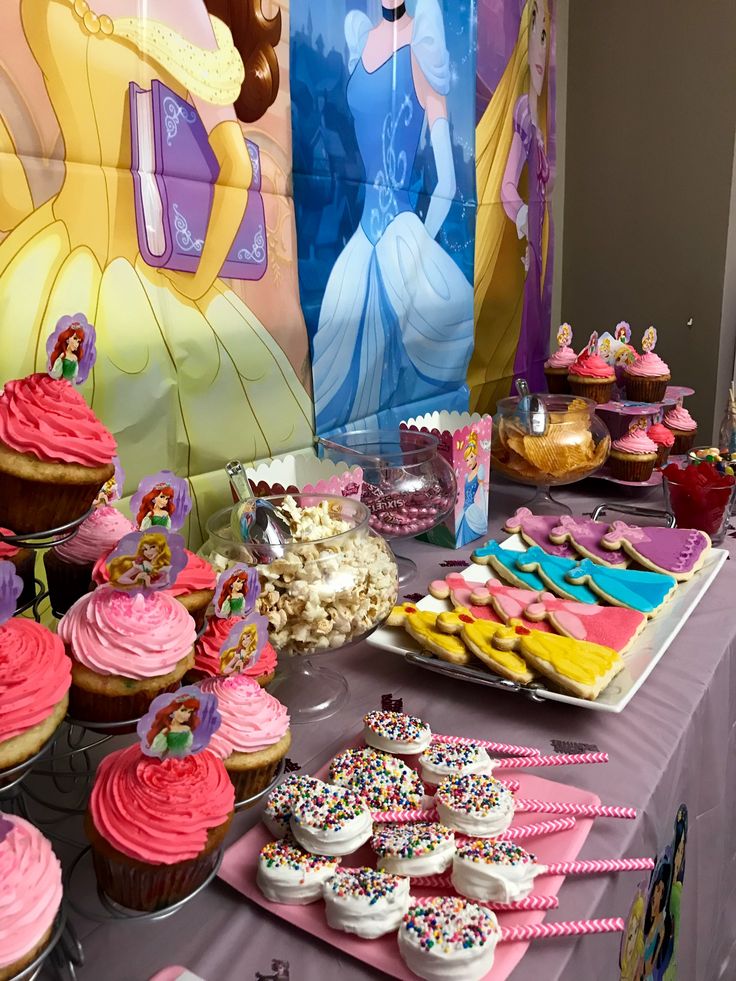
489, 895, 558, 912
494, 752, 608, 769
499, 817, 576, 841
514, 799, 637, 820
543, 858, 654, 876
499, 779, 521, 793
500, 917, 625, 942
371, 808, 438, 823
434, 733, 541, 757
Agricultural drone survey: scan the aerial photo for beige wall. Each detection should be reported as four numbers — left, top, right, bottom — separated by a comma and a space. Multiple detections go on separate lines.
560, 0, 736, 438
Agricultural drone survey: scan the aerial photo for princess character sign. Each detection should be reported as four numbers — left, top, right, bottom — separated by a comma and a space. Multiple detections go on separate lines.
138, 686, 221, 760
105, 531, 188, 594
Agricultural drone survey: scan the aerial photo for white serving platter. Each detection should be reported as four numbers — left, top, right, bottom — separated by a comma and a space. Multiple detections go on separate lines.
367, 534, 728, 713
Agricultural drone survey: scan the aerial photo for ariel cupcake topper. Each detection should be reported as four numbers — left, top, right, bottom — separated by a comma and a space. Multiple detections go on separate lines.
217, 611, 269, 677
615, 321, 632, 344
0, 560, 23, 624
586, 331, 599, 355
131, 470, 191, 532
104, 530, 187, 595
213, 563, 260, 620
556, 323, 573, 348
93, 456, 125, 508
46, 314, 97, 385
137, 686, 221, 760
642, 326, 658, 353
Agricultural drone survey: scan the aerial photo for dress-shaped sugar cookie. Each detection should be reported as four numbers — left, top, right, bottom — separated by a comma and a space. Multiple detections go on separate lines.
471, 540, 546, 591
550, 515, 628, 566
601, 521, 710, 581
504, 507, 577, 557
387, 603, 472, 665
467, 578, 549, 632
428, 575, 502, 623
436, 609, 535, 684
515, 547, 598, 603
524, 592, 645, 653
565, 559, 677, 617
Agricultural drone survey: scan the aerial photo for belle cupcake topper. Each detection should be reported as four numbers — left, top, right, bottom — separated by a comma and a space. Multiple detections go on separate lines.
46, 314, 97, 385
642, 326, 658, 353
615, 322, 632, 344
93, 456, 125, 508
586, 331, 599, 355
557, 323, 573, 349
213, 563, 260, 620
0, 560, 23, 624
131, 470, 192, 533
217, 611, 269, 677
104, 529, 187, 596
137, 686, 221, 760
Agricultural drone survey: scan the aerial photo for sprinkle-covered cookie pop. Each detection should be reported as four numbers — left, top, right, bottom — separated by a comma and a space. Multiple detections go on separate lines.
419, 741, 496, 787
398, 896, 501, 981
372, 823, 456, 877
262, 774, 328, 838
451, 839, 545, 903
363, 710, 432, 755
290, 785, 373, 856
322, 867, 411, 939
329, 747, 424, 810
435, 774, 515, 838
256, 837, 340, 905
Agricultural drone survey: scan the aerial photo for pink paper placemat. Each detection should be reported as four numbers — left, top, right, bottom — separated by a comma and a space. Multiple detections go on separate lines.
218, 736, 603, 981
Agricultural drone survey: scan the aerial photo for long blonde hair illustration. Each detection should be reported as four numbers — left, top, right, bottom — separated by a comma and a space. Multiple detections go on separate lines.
470, 0, 551, 413
107, 533, 172, 585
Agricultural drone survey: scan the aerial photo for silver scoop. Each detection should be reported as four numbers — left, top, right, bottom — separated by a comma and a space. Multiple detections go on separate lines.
515, 379, 549, 436
225, 460, 292, 548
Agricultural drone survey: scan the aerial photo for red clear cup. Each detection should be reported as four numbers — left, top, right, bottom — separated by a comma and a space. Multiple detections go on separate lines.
662, 464, 736, 543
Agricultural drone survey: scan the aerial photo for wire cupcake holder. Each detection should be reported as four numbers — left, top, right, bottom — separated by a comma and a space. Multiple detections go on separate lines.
0, 730, 60, 815
0, 510, 93, 552
9, 904, 84, 981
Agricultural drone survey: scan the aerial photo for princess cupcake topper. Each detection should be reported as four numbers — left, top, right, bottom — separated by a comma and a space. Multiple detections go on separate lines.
131, 470, 192, 533
557, 323, 573, 348
642, 326, 658, 353
615, 322, 632, 344
0, 815, 12, 843
0, 559, 23, 624
137, 686, 221, 760
217, 611, 269, 677
46, 313, 97, 385
93, 456, 125, 508
598, 336, 612, 360
586, 331, 599, 355
103, 529, 188, 596
213, 563, 260, 620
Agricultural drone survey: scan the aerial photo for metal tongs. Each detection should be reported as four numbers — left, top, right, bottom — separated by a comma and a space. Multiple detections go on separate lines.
225, 460, 293, 551
515, 378, 549, 436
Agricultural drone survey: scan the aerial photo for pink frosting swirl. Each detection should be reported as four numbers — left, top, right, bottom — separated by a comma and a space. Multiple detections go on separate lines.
612, 430, 658, 455
664, 406, 697, 432
199, 675, 289, 757
89, 744, 234, 864
0, 374, 116, 466
0, 619, 70, 742
53, 507, 135, 564
626, 352, 670, 377
568, 351, 615, 380
194, 616, 277, 680
0, 529, 19, 559
545, 346, 577, 369
58, 587, 195, 679
0, 816, 63, 971
92, 548, 215, 597
647, 423, 675, 448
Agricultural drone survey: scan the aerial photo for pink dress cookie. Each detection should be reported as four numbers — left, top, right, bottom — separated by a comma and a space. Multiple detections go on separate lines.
468, 579, 550, 633
550, 515, 628, 566
524, 591, 645, 652
503, 508, 577, 558
601, 521, 710, 580
428, 576, 502, 623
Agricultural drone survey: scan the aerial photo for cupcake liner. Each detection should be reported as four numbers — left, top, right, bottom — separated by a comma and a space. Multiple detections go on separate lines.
568, 378, 615, 404
624, 375, 669, 403
227, 759, 282, 804
670, 430, 696, 455
655, 444, 671, 468
176, 591, 213, 631
68, 679, 181, 726
544, 369, 572, 395
608, 453, 656, 482
43, 550, 94, 615
0, 461, 114, 535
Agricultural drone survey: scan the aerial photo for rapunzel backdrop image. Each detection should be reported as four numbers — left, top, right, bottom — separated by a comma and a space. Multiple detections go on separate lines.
0, 0, 313, 540
291, 0, 478, 435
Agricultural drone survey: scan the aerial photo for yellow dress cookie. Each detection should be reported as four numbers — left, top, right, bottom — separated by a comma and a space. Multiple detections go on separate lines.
436, 609, 534, 684
387, 604, 472, 666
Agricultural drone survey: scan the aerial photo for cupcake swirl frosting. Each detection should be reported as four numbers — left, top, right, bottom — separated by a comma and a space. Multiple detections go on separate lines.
626, 352, 670, 377
612, 430, 658, 455
664, 406, 697, 432
58, 588, 195, 678
0, 816, 63, 971
545, 346, 577, 369
0, 619, 70, 742
199, 675, 290, 757
92, 548, 216, 597
194, 616, 277, 680
53, 507, 135, 564
647, 423, 675, 447
568, 351, 614, 379
89, 744, 234, 864
0, 374, 116, 466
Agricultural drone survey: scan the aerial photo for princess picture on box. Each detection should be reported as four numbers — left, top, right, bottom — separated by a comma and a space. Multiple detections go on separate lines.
457, 431, 489, 544
138, 686, 220, 760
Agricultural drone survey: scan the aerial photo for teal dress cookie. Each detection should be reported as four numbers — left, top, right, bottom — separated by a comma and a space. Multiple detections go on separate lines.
566, 558, 676, 615
515, 546, 598, 604
471, 540, 546, 591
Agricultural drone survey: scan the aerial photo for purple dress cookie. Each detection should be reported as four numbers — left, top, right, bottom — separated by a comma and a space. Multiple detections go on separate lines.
601, 521, 710, 581
549, 515, 628, 567
504, 508, 577, 558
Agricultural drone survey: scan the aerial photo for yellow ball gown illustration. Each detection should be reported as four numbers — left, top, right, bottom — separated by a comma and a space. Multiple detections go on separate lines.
0, 0, 314, 536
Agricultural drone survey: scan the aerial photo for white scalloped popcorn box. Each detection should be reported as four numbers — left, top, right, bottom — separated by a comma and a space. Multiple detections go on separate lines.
401, 410, 492, 548
244, 454, 363, 501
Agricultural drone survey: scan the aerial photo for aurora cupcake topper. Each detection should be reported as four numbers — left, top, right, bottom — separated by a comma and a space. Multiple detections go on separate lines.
104, 530, 187, 595
642, 326, 658, 353
0, 560, 23, 624
93, 456, 125, 508
137, 686, 221, 760
213, 563, 260, 620
131, 470, 191, 532
586, 331, 599, 355
46, 313, 97, 385
217, 611, 269, 677
615, 322, 632, 344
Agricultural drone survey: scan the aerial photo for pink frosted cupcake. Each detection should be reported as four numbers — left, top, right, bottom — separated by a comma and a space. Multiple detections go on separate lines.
624, 353, 671, 402
608, 428, 658, 482
57, 587, 196, 723
544, 324, 576, 394
0, 816, 63, 981
568, 345, 616, 404
647, 423, 675, 468
200, 675, 291, 800
663, 405, 698, 454
188, 615, 277, 687
0, 529, 35, 610
44, 506, 135, 614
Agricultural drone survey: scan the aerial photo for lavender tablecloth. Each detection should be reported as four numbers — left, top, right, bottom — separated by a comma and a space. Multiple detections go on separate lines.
34, 477, 736, 981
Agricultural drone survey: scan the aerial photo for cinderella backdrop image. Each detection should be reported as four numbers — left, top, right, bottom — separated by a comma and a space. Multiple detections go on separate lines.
291, 0, 478, 435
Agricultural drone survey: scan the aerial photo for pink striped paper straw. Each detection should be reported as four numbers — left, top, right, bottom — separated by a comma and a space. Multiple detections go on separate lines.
543, 857, 654, 876
488, 895, 558, 912
434, 733, 541, 757
500, 917, 625, 942
514, 799, 637, 820
499, 778, 521, 793
495, 752, 608, 769
372, 808, 439, 823
499, 817, 576, 841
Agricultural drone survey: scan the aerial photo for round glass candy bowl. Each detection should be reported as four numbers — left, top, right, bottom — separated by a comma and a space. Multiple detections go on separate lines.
200, 494, 398, 722
491, 394, 610, 513
317, 429, 456, 583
